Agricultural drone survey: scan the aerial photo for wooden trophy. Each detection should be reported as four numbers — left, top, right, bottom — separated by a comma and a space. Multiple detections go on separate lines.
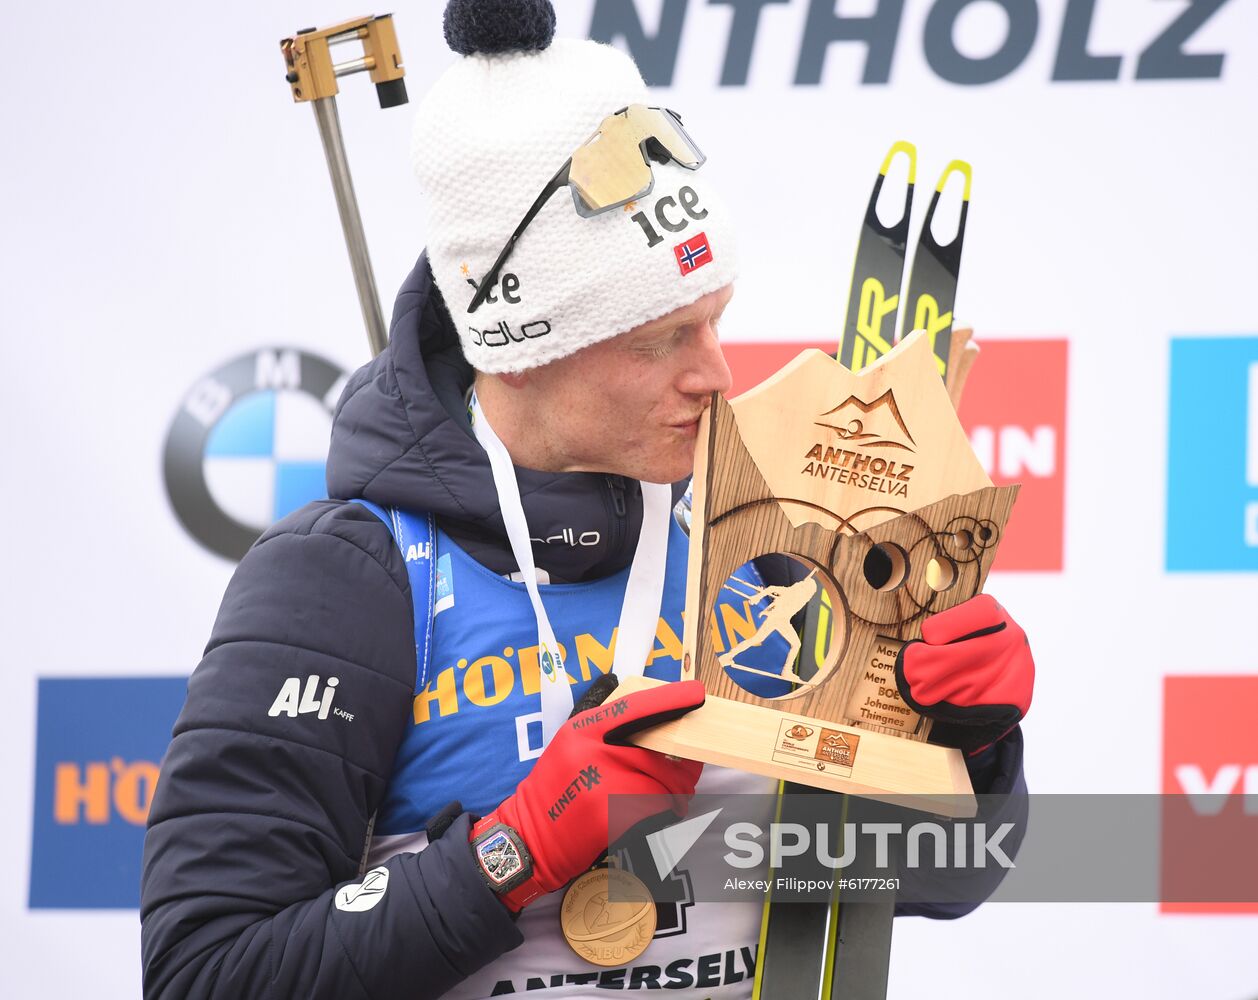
618, 328, 1014, 818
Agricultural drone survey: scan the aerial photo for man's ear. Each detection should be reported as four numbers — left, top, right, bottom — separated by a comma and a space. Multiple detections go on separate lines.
474, 370, 530, 392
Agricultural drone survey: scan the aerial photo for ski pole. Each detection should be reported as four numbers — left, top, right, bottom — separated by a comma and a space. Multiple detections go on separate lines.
280, 14, 408, 358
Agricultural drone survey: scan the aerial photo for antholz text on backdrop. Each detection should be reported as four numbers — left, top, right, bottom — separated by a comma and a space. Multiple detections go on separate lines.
590, 0, 1233, 87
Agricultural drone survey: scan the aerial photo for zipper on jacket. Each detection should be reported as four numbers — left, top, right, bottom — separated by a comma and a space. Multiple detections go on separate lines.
605, 474, 627, 557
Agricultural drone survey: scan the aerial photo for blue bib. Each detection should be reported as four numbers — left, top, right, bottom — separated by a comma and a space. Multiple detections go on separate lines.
353, 502, 788, 837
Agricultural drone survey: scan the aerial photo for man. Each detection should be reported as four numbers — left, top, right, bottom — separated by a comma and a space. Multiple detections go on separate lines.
140, 3, 1032, 997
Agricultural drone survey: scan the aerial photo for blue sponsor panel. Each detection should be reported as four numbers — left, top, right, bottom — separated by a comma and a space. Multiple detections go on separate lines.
1167, 337, 1258, 571
29, 677, 187, 908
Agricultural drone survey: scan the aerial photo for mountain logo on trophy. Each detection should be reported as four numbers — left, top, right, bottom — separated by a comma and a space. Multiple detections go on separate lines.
814, 390, 916, 452
816, 729, 859, 767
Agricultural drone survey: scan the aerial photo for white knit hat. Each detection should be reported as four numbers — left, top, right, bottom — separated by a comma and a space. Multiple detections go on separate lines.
412, 0, 738, 374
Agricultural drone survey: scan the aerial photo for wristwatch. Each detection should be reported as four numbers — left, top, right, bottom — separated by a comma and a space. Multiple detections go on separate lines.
469, 817, 545, 912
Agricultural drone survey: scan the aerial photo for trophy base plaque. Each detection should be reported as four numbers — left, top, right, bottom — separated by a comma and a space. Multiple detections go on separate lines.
618, 674, 976, 818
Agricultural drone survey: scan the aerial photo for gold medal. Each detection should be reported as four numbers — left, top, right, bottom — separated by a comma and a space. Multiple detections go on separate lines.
561, 867, 656, 967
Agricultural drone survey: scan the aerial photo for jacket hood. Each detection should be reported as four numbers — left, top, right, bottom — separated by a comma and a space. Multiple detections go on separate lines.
327, 252, 662, 583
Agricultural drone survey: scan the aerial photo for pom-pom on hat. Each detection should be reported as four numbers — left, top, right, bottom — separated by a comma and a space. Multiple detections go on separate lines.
413, 0, 738, 374
443, 0, 555, 55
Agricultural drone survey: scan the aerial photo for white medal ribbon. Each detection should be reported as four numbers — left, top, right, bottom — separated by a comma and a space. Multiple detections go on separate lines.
470, 391, 672, 746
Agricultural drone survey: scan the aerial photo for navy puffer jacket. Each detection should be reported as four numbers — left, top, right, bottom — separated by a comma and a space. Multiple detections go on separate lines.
140, 254, 673, 999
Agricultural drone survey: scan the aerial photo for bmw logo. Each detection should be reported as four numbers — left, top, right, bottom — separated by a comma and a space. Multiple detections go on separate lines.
163, 347, 348, 561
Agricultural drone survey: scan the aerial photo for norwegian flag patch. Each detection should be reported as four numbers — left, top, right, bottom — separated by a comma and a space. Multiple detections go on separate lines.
674, 232, 712, 276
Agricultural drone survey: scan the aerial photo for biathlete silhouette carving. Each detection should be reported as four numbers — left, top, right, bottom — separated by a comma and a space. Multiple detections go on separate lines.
717, 571, 820, 688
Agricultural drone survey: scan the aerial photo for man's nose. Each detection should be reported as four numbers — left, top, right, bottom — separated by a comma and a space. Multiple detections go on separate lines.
680, 318, 733, 398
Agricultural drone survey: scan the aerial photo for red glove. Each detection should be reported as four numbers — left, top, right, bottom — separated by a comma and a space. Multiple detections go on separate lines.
469, 680, 705, 911
895, 594, 1033, 756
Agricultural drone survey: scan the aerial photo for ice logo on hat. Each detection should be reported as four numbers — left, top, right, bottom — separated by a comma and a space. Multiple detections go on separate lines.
164, 347, 348, 561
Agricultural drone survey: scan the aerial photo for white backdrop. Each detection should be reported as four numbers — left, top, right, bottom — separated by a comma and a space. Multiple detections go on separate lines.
4, 0, 1256, 996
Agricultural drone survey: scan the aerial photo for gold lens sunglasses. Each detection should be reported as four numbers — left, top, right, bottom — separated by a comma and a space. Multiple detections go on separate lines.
467, 104, 705, 314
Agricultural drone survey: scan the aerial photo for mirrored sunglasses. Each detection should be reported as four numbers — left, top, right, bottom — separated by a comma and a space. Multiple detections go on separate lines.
467, 105, 705, 314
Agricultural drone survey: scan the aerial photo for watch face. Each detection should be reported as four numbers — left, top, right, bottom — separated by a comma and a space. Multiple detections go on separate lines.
477, 829, 525, 887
